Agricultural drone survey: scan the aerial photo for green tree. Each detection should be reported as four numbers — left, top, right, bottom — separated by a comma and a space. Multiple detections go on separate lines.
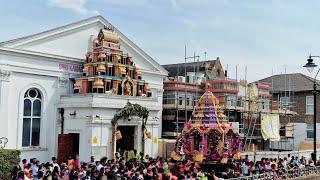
0, 148, 20, 180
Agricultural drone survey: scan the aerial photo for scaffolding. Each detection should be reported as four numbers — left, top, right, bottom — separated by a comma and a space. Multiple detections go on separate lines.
162, 50, 297, 152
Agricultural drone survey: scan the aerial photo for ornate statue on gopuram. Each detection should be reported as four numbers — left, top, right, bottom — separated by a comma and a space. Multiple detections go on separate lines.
73, 25, 151, 97
171, 83, 243, 163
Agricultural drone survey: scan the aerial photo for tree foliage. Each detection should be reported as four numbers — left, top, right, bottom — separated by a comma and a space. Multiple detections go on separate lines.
0, 148, 20, 180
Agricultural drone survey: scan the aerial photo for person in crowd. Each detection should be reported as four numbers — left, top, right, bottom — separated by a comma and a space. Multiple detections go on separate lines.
31, 158, 39, 180
21, 159, 27, 169
51, 156, 60, 172
75, 154, 80, 170
14, 151, 320, 180
88, 156, 95, 166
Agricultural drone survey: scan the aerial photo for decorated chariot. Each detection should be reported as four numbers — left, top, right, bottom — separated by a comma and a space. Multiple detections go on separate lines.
171, 84, 243, 163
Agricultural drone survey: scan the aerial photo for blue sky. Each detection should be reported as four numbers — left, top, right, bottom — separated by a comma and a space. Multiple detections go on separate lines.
1, 0, 320, 81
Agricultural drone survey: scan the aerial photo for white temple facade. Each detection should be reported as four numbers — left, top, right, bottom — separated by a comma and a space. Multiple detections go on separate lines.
0, 16, 167, 162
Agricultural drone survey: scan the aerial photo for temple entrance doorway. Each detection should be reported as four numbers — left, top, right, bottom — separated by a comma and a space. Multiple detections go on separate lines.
57, 133, 79, 163
116, 126, 135, 153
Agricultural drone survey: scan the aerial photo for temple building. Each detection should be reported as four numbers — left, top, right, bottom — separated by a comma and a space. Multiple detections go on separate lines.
73, 26, 151, 97
0, 16, 167, 162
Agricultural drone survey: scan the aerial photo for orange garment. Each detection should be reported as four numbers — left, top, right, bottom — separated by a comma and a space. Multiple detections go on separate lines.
68, 159, 75, 170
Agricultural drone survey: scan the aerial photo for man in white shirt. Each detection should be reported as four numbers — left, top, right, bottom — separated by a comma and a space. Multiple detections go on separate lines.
51, 157, 60, 172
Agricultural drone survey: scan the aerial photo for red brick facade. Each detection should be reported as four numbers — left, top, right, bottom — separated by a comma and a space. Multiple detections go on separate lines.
273, 91, 320, 124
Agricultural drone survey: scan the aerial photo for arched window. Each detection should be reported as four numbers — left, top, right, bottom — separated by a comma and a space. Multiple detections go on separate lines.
22, 88, 42, 147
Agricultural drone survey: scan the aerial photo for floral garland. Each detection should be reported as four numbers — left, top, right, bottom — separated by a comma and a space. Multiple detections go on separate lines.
112, 101, 149, 125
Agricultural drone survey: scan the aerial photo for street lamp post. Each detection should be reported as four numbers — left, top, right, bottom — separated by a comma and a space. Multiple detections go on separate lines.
303, 55, 320, 162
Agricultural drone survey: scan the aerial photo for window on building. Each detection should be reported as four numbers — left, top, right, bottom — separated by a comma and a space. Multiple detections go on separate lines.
279, 124, 286, 137
186, 97, 190, 106
227, 95, 236, 106
178, 97, 183, 105
307, 124, 314, 139
306, 96, 314, 115
260, 99, 269, 110
186, 76, 190, 83
280, 97, 289, 108
22, 88, 42, 147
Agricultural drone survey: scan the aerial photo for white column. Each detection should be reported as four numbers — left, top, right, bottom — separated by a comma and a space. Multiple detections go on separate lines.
0, 69, 11, 148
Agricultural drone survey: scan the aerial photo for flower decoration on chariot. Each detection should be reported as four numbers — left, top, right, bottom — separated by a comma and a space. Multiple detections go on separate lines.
234, 151, 242, 160
171, 151, 182, 161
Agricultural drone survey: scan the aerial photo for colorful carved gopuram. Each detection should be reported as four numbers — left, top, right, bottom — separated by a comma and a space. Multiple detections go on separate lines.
74, 26, 151, 97
171, 83, 243, 163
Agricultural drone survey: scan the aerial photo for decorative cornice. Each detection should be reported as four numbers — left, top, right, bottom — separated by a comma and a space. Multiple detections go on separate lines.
0, 70, 11, 82
0, 47, 84, 63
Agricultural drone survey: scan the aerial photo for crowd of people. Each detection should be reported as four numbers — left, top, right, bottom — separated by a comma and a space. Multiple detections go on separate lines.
10, 151, 320, 180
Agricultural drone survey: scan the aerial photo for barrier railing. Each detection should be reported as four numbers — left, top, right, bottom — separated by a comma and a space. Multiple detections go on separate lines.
228, 166, 320, 180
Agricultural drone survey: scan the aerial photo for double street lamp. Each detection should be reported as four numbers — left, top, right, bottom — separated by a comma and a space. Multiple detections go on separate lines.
303, 55, 320, 162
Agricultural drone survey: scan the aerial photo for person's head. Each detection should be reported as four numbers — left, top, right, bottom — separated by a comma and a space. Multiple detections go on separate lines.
22, 159, 27, 164
17, 171, 25, 179
52, 157, 57, 163
26, 163, 32, 169
30, 158, 34, 164
210, 170, 215, 176
53, 166, 59, 172
91, 156, 95, 162
37, 171, 44, 179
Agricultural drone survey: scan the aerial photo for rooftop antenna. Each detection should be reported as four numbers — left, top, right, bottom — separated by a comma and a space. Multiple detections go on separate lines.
204, 51, 207, 61
226, 64, 229, 79
236, 64, 238, 81
285, 66, 287, 98
193, 51, 196, 111
184, 45, 187, 124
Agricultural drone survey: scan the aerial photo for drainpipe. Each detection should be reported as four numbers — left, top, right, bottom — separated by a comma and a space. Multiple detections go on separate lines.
60, 108, 65, 134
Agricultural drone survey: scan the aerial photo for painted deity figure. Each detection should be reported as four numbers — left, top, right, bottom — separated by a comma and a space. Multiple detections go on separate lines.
124, 81, 132, 96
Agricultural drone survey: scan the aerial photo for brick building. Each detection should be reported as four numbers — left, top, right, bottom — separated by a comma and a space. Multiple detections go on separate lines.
259, 73, 320, 150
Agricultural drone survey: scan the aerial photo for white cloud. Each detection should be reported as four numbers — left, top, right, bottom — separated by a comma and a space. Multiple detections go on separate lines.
169, 0, 177, 8
48, 0, 99, 14
181, 18, 197, 30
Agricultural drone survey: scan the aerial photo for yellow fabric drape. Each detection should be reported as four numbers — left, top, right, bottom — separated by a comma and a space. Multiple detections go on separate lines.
261, 114, 280, 141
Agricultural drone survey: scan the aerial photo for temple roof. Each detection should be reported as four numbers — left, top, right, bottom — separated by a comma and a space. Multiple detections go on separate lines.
0, 16, 168, 76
